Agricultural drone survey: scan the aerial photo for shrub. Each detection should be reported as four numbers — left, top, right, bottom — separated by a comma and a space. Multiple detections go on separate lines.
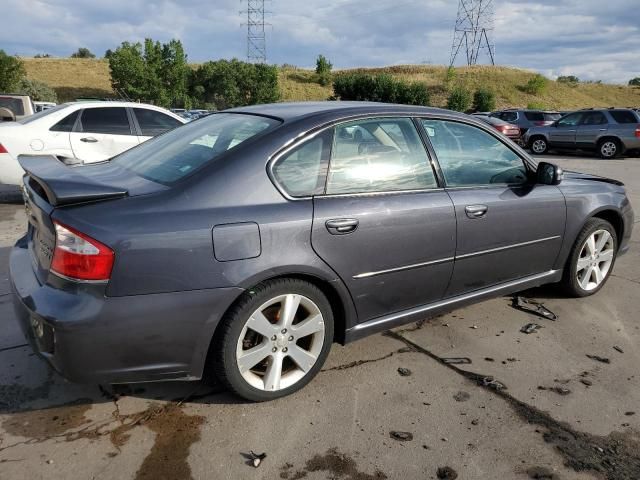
557, 75, 579, 84
0, 50, 26, 91
527, 102, 547, 110
523, 74, 548, 95
473, 87, 496, 112
315, 54, 333, 86
629, 77, 640, 87
333, 73, 430, 106
445, 66, 456, 86
446, 86, 472, 112
17, 78, 57, 102
71, 48, 96, 59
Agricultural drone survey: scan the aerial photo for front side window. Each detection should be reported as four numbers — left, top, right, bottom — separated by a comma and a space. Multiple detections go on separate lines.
134, 108, 183, 136
325, 118, 437, 195
557, 113, 583, 127
80, 107, 131, 135
501, 112, 518, 122
422, 119, 528, 187
272, 130, 331, 197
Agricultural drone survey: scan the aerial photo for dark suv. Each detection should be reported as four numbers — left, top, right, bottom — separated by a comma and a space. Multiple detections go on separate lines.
524, 109, 640, 158
491, 109, 562, 136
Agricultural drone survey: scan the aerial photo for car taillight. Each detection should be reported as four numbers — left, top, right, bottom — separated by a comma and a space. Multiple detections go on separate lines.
50, 221, 114, 281
0, 143, 7, 154
635, 126, 640, 138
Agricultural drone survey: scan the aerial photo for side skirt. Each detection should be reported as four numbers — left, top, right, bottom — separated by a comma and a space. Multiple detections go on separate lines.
344, 269, 563, 342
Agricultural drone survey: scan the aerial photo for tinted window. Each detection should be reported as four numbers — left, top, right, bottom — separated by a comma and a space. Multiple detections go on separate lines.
524, 111, 544, 122
272, 130, 332, 197
422, 119, 527, 187
50, 110, 79, 132
557, 113, 583, 127
134, 108, 183, 136
610, 110, 638, 124
112, 113, 280, 185
325, 118, 436, 195
544, 113, 562, 121
80, 107, 131, 135
0, 97, 24, 116
499, 112, 518, 122
581, 112, 607, 126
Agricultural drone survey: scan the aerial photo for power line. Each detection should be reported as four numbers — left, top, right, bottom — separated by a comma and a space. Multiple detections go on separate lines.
450, 0, 495, 66
241, 0, 270, 63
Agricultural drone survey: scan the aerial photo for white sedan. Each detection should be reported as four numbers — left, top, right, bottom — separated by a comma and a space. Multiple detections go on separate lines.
0, 101, 186, 185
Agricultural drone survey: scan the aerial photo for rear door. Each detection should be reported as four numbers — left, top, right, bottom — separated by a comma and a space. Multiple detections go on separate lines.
576, 111, 608, 148
420, 118, 565, 296
70, 107, 139, 163
548, 112, 583, 147
132, 107, 184, 143
309, 117, 457, 321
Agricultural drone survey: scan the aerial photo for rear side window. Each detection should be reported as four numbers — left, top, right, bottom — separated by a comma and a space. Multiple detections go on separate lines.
544, 113, 562, 122
524, 112, 544, 122
50, 110, 79, 132
326, 118, 437, 195
581, 112, 607, 125
80, 107, 131, 135
0, 97, 24, 116
609, 110, 638, 124
134, 108, 183, 136
112, 113, 280, 185
272, 130, 332, 197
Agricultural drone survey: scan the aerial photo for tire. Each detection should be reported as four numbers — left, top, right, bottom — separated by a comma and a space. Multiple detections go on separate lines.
530, 136, 548, 155
561, 218, 618, 297
598, 139, 620, 159
211, 278, 334, 402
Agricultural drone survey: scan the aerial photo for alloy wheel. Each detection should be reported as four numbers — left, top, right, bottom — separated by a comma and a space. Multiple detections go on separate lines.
532, 139, 547, 154
576, 229, 615, 291
235, 294, 325, 391
600, 141, 617, 158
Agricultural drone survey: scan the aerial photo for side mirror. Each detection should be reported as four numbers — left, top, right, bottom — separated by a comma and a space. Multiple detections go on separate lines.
537, 162, 563, 185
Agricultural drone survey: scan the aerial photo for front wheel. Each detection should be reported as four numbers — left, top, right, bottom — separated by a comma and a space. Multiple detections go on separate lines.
212, 278, 334, 401
561, 218, 618, 297
530, 137, 548, 155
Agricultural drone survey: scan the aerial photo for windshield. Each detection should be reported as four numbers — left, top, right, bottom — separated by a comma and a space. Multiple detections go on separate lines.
18, 104, 70, 124
112, 113, 281, 185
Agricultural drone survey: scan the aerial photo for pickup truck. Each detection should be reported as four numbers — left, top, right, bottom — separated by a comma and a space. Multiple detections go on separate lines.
0, 94, 35, 121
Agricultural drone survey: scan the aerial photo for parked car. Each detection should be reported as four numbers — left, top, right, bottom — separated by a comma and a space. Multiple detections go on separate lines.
474, 115, 521, 142
491, 109, 562, 135
0, 101, 186, 185
10, 102, 633, 401
524, 108, 640, 158
0, 94, 36, 121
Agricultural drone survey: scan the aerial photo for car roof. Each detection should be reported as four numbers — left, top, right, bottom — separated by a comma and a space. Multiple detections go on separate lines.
227, 101, 463, 122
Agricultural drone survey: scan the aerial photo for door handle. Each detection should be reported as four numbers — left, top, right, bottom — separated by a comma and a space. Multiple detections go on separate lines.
465, 205, 488, 219
80, 137, 98, 143
326, 218, 359, 235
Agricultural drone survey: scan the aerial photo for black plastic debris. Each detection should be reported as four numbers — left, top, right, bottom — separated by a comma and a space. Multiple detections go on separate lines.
397, 367, 412, 377
521, 323, 542, 334
436, 466, 459, 479
248, 451, 266, 468
539, 386, 572, 396
580, 379, 593, 387
586, 354, 611, 364
613, 346, 624, 354
441, 357, 472, 365
389, 431, 413, 441
512, 296, 557, 321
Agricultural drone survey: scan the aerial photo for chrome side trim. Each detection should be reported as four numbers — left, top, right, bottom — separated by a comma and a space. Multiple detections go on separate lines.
50, 270, 109, 284
351, 269, 560, 332
456, 236, 561, 260
352, 256, 455, 279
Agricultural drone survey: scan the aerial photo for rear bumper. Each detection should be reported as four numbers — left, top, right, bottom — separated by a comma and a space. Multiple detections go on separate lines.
9, 237, 242, 384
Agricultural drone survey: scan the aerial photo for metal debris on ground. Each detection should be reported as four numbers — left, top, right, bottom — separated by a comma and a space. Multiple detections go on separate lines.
614, 346, 624, 353
441, 357, 472, 365
520, 323, 543, 334
389, 431, 413, 441
586, 354, 611, 364
436, 466, 458, 479
512, 296, 558, 321
397, 367, 412, 376
249, 451, 266, 468
480, 376, 507, 391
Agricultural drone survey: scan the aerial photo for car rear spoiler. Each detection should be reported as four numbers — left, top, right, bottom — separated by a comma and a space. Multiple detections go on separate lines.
18, 155, 128, 206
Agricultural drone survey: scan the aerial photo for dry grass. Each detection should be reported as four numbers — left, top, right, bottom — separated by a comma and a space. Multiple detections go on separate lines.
22, 58, 640, 109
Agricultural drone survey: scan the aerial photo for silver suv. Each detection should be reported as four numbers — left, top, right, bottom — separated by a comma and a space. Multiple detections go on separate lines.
524, 109, 640, 159
491, 109, 562, 136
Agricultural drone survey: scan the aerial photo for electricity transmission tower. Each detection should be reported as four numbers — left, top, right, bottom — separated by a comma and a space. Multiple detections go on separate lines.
242, 0, 269, 63
449, 0, 495, 66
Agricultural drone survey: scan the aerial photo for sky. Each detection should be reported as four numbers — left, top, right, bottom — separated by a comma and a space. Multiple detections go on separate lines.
2, 0, 639, 84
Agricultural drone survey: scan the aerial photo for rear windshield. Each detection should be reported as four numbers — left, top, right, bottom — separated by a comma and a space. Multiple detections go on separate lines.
112, 113, 281, 185
609, 110, 638, 124
0, 97, 25, 116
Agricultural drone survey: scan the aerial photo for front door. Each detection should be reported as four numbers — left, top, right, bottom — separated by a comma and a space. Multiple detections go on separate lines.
311, 117, 457, 321
70, 107, 139, 163
420, 119, 566, 296
548, 112, 583, 148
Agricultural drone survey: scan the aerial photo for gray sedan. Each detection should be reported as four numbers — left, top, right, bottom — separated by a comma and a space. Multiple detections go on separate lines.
10, 102, 634, 401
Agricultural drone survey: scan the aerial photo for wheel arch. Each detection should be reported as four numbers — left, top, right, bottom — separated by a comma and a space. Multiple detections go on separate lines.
591, 208, 624, 246
597, 136, 624, 152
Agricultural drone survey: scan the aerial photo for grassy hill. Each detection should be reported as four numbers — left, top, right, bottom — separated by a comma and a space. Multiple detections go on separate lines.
23, 58, 640, 110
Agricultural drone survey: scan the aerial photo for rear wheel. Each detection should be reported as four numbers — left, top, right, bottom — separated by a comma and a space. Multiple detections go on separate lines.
598, 139, 620, 159
561, 218, 617, 297
530, 137, 548, 155
212, 278, 334, 401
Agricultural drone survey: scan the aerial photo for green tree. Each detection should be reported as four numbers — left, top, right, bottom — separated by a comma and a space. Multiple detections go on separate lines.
523, 74, 548, 95
446, 86, 472, 112
629, 77, 640, 86
315, 54, 333, 86
473, 87, 496, 112
557, 75, 579, 84
0, 50, 26, 91
71, 47, 96, 58
17, 78, 57, 102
